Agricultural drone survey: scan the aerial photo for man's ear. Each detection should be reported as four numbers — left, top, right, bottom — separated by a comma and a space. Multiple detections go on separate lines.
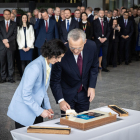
84, 39, 87, 44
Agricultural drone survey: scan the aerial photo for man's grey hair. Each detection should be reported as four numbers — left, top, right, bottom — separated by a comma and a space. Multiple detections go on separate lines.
11, 12, 16, 18
33, 9, 39, 13
67, 29, 86, 42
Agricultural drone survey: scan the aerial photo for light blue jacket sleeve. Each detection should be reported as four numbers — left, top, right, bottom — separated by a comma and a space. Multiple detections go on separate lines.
43, 92, 51, 110
22, 64, 44, 117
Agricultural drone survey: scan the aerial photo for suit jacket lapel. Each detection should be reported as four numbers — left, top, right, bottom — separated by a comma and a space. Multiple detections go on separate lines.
7, 20, 13, 34
2, 21, 7, 37
64, 20, 67, 32
69, 19, 73, 31
97, 19, 102, 31
82, 44, 89, 77
66, 48, 80, 78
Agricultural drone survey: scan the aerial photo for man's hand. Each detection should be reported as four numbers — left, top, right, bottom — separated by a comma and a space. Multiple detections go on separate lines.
125, 35, 129, 39
3, 39, 8, 44
48, 109, 54, 119
5, 43, 9, 48
99, 38, 103, 43
59, 100, 71, 112
38, 12, 42, 19
121, 35, 125, 39
102, 38, 107, 43
87, 88, 95, 102
40, 109, 52, 118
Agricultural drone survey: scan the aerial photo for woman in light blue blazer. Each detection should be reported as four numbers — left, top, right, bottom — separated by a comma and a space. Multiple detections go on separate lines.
7, 39, 67, 129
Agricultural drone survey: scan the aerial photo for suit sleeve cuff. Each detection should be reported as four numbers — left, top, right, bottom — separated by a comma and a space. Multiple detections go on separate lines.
98, 37, 101, 40
58, 98, 64, 104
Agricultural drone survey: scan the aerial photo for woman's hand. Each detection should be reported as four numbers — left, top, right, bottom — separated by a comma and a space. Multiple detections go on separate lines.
22, 47, 26, 52
117, 25, 121, 32
26, 47, 30, 52
40, 110, 52, 119
48, 109, 54, 119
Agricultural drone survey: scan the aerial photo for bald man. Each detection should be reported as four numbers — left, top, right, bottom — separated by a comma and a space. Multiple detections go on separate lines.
48, 8, 54, 17
51, 7, 62, 37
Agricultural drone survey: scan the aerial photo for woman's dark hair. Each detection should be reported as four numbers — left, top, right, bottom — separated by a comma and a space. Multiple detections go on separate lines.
80, 12, 91, 26
41, 39, 67, 59
19, 14, 30, 29
113, 19, 118, 24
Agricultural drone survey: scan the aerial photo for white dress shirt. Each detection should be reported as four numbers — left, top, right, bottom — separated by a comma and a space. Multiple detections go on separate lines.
99, 17, 104, 25
5, 20, 10, 27
107, 17, 111, 22
58, 51, 83, 104
65, 17, 72, 29
44, 18, 49, 28
14, 17, 16, 22
55, 15, 60, 20
75, 17, 80, 22
124, 19, 128, 26
98, 17, 107, 40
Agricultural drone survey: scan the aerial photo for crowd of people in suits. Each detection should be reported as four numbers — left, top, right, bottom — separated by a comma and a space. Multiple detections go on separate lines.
0, 5, 140, 83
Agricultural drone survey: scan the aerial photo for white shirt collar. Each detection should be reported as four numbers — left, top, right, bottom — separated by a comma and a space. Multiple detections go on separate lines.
99, 17, 104, 21
88, 13, 92, 17
73, 51, 83, 63
55, 15, 59, 19
82, 21, 87, 24
14, 17, 16, 22
5, 19, 10, 25
66, 17, 71, 22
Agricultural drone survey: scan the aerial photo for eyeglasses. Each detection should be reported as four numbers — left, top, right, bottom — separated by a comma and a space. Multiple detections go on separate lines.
69, 47, 83, 50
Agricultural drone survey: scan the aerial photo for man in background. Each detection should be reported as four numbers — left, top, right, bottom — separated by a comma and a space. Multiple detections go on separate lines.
48, 8, 54, 17
74, 9, 81, 22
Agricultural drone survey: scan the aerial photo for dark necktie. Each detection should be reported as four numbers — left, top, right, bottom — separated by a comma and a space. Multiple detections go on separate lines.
67, 20, 70, 32
125, 20, 127, 27
6, 21, 9, 32
77, 53, 83, 92
101, 19, 104, 35
46, 20, 48, 32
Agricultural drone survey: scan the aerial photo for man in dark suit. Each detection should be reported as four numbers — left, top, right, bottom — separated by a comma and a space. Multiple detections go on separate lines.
50, 29, 98, 113
34, 9, 59, 56
30, 9, 39, 26
94, 10, 110, 72
50, 7, 62, 37
60, 9, 79, 44
73, 9, 81, 22
86, 7, 94, 23
118, 8, 127, 22
119, 11, 134, 65
11, 9, 20, 26
0, 9, 17, 83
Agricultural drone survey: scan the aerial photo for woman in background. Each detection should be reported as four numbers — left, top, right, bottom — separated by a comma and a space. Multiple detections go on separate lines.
17, 14, 35, 75
79, 12, 93, 40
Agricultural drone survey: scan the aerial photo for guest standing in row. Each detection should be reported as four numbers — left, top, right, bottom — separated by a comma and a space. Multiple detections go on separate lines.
17, 14, 35, 75
60, 9, 79, 44
94, 10, 110, 72
79, 12, 93, 40
108, 19, 120, 67
0, 9, 17, 83
34, 9, 59, 56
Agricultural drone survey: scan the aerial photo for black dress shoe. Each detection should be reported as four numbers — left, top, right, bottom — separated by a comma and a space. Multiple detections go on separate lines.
7, 79, 15, 83
0, 79, 6, 83
102, 68, 110, 72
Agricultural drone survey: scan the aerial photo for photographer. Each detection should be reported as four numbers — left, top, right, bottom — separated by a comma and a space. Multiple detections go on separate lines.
108, 19, 120, 67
